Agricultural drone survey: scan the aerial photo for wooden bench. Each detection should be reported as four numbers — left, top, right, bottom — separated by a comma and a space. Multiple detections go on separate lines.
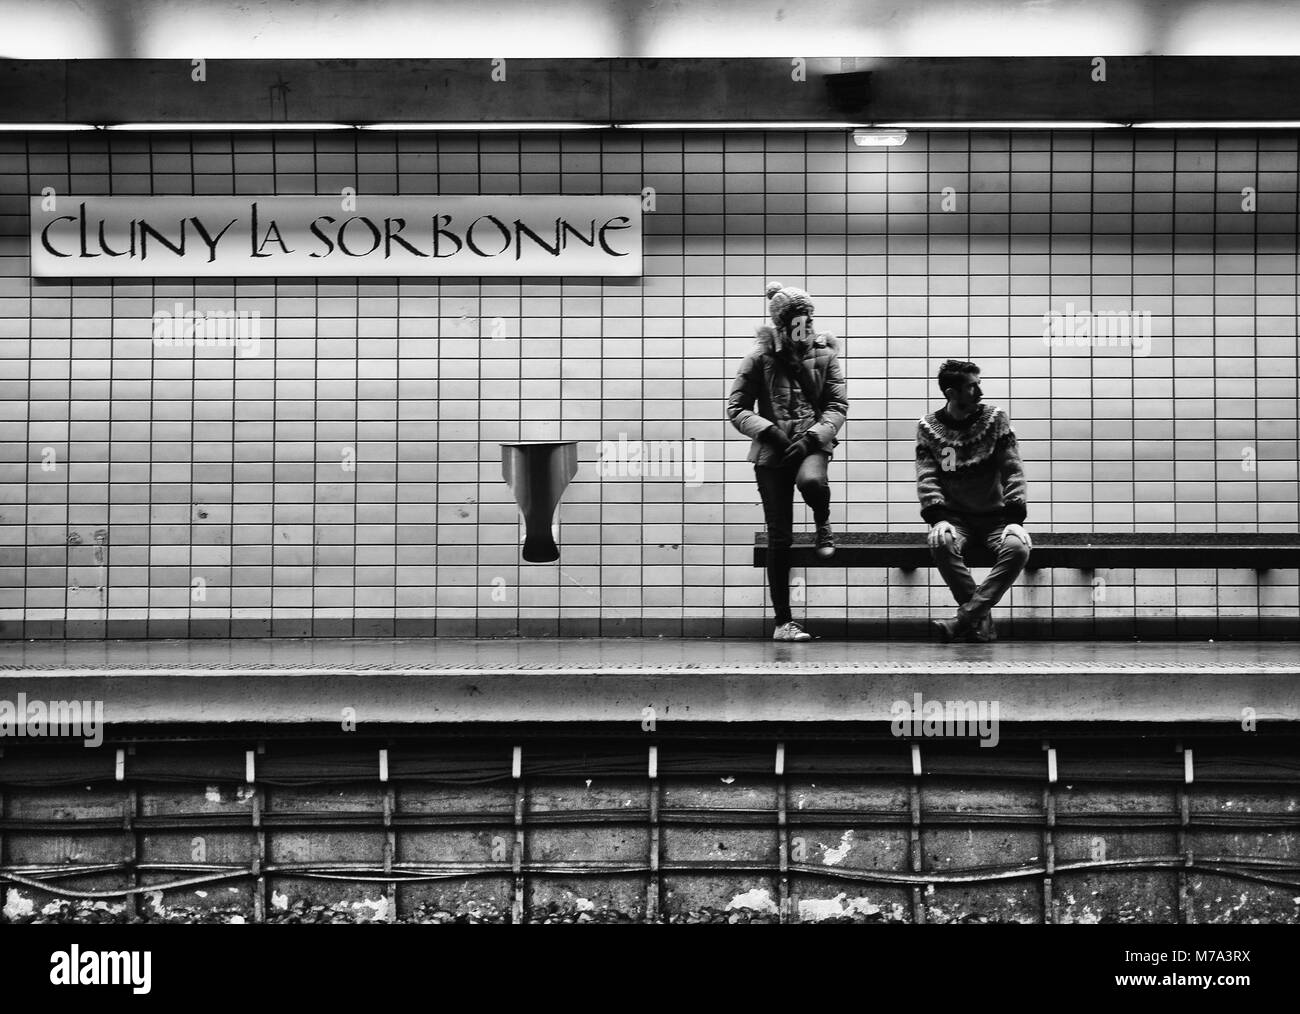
753, 532, 1300, 571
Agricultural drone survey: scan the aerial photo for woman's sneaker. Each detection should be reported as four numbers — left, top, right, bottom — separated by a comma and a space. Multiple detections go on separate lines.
773, 621, 812, 641
815, 522, 835, 558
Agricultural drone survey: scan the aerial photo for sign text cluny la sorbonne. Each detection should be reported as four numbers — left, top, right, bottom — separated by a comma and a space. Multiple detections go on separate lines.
31, 195, 642, 277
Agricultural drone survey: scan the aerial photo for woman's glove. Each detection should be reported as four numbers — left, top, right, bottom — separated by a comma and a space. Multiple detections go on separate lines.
759, 426, 791, 450
781, 432, 816, 466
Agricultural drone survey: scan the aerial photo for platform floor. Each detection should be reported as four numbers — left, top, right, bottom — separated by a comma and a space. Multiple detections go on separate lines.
4, 636, 1298, 674
1, 638, 1297, 726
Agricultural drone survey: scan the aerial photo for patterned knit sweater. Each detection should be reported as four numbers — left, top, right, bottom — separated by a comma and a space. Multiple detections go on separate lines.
915, 403, 1028, 525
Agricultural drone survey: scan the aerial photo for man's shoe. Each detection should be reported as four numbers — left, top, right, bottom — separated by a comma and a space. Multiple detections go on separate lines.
774, 621, 813, 642
968, 615, 997, 643
814, 522, 835, 558
932, 614, 975, 643
931, 617, 962, 643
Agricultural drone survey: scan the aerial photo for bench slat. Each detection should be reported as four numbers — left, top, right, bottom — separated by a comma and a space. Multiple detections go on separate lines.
753, 532, 1300, 570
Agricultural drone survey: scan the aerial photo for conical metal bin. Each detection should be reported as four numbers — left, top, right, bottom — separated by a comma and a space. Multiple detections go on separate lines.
500, 441, 580, 563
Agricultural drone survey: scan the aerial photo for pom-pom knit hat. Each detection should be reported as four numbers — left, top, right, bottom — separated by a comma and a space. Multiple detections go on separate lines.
766, 281, 815, 330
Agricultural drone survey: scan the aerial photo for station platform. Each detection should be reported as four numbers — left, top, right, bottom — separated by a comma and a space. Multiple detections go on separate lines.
2, 638, 1297, 727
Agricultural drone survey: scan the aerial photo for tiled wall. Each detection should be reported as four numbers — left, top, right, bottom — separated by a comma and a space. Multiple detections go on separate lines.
1, 128, 1297, 639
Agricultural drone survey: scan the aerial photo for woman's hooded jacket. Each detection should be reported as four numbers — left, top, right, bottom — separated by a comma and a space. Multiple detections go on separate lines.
727, 325, 848, 466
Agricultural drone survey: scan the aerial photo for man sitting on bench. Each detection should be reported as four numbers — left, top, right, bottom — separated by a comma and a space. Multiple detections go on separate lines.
915, 359, 1032, 643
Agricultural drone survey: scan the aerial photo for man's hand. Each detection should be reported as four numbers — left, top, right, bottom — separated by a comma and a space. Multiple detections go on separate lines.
1000, 523, 1032, 551
759, 426, 791, 451
927, 520, 957, 552
781, 433, 816, 466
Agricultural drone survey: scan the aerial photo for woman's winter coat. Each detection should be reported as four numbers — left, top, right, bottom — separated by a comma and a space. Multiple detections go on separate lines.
727, 326, 848, 466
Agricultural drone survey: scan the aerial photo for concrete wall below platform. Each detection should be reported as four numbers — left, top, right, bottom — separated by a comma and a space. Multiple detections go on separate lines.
3, 733, 1298, 924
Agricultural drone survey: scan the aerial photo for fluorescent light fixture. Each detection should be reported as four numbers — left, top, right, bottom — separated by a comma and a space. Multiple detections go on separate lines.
1132, 120, 1300, 129
875, 121, 1123, 130
104, 122, 352, 131
853, 129, 908, 146
358, 122, 608, 131
618, 121, 863, 130
0, 123, 100, 131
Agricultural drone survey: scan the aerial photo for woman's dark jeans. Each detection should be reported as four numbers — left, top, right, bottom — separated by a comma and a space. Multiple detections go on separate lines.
754, 452, 831, 625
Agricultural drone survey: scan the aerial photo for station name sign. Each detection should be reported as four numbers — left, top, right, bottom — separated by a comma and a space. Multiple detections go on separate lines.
30, 195, 642, 277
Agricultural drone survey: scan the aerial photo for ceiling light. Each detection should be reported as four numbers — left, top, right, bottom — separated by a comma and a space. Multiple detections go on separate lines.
1132, 120, 1300, 129
359, 122, 609, 131
104, 122, 352, 131
874, 121, 1123, 130
0, 123, 100, 131
852, 129, 908, 146
618, 121, 862, 130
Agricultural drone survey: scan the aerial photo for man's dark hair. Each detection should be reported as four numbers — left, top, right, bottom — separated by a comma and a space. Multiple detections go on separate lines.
937, 359, 980, 397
